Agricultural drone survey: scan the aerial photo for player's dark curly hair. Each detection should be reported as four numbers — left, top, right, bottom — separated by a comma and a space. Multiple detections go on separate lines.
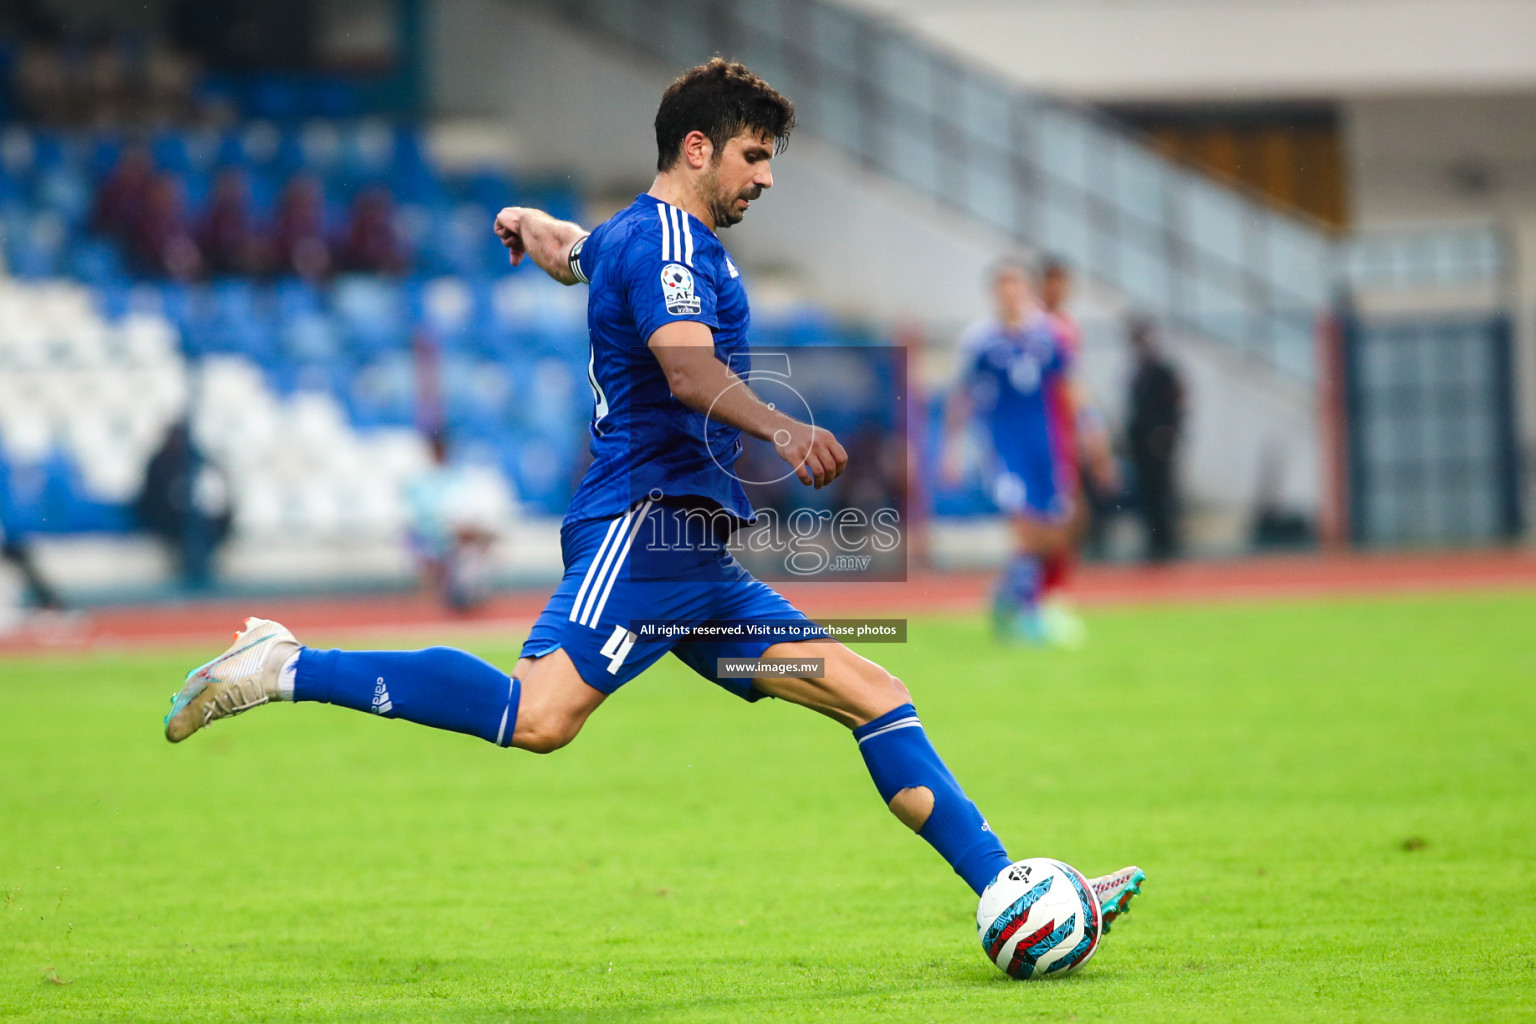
654, 58, 795, 172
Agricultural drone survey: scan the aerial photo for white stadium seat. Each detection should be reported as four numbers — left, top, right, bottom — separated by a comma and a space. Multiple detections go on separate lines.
0, 281, 519, 544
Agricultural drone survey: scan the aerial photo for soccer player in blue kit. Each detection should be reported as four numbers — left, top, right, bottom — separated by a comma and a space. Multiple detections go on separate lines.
163, 60, 1142, 945
944, 262, 1116, 645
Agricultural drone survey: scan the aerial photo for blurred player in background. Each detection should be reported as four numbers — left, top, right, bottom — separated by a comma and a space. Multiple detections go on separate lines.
405, 431, 499, 612
944, 260, 1115, 646
1038, 259, 1117, 635
161, 60, 1143, 942
0, 517, 68, 633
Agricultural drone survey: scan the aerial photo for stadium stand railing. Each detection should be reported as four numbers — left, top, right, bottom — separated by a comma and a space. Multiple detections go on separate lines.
533, 0, 1337, 382
1339, 223, 1506, 293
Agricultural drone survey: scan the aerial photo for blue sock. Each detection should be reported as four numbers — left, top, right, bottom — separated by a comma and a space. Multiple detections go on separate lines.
294, 647, 520, 747
854, 704, 1012, 895
996, 553, 1043, 612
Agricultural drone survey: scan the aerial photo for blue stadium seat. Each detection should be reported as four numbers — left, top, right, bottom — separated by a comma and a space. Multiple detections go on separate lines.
36, 164, 91, 226
94, 281, 133, 321
312, 77, 361, 119
247, 75, 303, 122
10, 211, 66, 278
151, 131, 193, 176
345, 353, 416, 425
274, 278, 323, 318
151, 282, 194, 330
30, 132, 64, 175
332, 276, 409, 355
281, 310, 341, 362
13, 115, 858, 531
88, 135, 124, 178
71, 238, 127, 286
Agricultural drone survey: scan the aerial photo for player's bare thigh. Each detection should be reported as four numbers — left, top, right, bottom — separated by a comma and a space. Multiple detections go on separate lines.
508, 636, 908, 753
1012, 508, 1074, 555
751, 639, 910, 729
510, 648, 607, 753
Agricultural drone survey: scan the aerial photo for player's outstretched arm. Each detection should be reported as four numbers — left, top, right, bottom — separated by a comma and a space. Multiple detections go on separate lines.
939, 383, 973, 486
1067, 377, 1121, 493
493, 206, 587, 285
648, 321, 847, 488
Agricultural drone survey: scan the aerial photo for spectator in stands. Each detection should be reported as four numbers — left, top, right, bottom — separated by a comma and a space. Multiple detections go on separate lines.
405, 431, 498, 612
199, 168, 267, 276
83, 34, 131, 126
92, 143, 154, 243
336, 185, 407, 275
12, 41, 70, 124
8, 20, 198, 128
140, 39, 196, 125
136, 420, 233, 588
1125, 317, 1184, 562
271, 175, 332, 281
130, 174, 203, 280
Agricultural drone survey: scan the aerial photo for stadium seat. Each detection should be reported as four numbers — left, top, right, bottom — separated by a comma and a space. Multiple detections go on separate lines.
0, 115, 861, 548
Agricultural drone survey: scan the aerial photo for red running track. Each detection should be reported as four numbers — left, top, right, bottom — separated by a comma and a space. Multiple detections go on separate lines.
4, 548, 1534, 653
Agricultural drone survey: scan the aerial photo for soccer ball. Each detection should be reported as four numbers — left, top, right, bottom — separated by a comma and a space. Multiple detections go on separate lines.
977, 858, 1102, 979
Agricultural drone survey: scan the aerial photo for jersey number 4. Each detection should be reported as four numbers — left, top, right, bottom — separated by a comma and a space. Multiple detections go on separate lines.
601, 624, 637, 674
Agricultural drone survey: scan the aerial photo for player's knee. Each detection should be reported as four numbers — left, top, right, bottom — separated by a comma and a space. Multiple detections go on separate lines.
514, 724, 574, 754
869, 666, 911, 712
512, 713, 581, 754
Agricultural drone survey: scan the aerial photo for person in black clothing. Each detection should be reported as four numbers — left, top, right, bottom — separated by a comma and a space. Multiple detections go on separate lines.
136, 420, 232, 588
1125, 318, 1184, 561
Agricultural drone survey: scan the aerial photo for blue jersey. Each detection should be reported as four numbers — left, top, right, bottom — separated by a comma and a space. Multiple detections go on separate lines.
564, 194, 753, 527
961, 317, 1071, 477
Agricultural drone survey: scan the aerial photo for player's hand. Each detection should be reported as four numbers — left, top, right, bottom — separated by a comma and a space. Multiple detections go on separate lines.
493, 207, 529, 266
1092, 454, 1122, 495
776, 421, 847, 489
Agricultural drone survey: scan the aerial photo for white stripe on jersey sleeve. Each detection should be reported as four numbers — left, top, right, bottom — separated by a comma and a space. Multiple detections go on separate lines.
680, 211, 694, 266
667, 205, 683, 265
657, 204, 671, 261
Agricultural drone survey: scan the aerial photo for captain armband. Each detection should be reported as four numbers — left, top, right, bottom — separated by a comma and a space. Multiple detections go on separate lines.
568, 234, 591, 284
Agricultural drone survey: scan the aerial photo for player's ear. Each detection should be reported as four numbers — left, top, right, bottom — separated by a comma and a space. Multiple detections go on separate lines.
682, 130, 713, 170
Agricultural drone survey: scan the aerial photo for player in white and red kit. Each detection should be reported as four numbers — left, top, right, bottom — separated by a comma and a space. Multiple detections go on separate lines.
1038, 260, 1115, 640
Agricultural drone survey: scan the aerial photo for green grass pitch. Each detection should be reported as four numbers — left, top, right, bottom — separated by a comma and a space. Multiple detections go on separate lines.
3, 591, 1534, 1022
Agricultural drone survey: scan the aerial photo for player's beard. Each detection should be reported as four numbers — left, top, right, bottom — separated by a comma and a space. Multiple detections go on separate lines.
699, 167, 760, 229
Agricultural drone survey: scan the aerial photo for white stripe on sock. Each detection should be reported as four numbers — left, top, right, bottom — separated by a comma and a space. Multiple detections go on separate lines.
494, 677, 516, 746
855, 716, 923, 747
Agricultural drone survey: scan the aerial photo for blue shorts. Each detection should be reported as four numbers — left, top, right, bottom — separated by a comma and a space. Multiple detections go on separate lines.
989, 454, 1071, 522
521, 500, 829, 700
